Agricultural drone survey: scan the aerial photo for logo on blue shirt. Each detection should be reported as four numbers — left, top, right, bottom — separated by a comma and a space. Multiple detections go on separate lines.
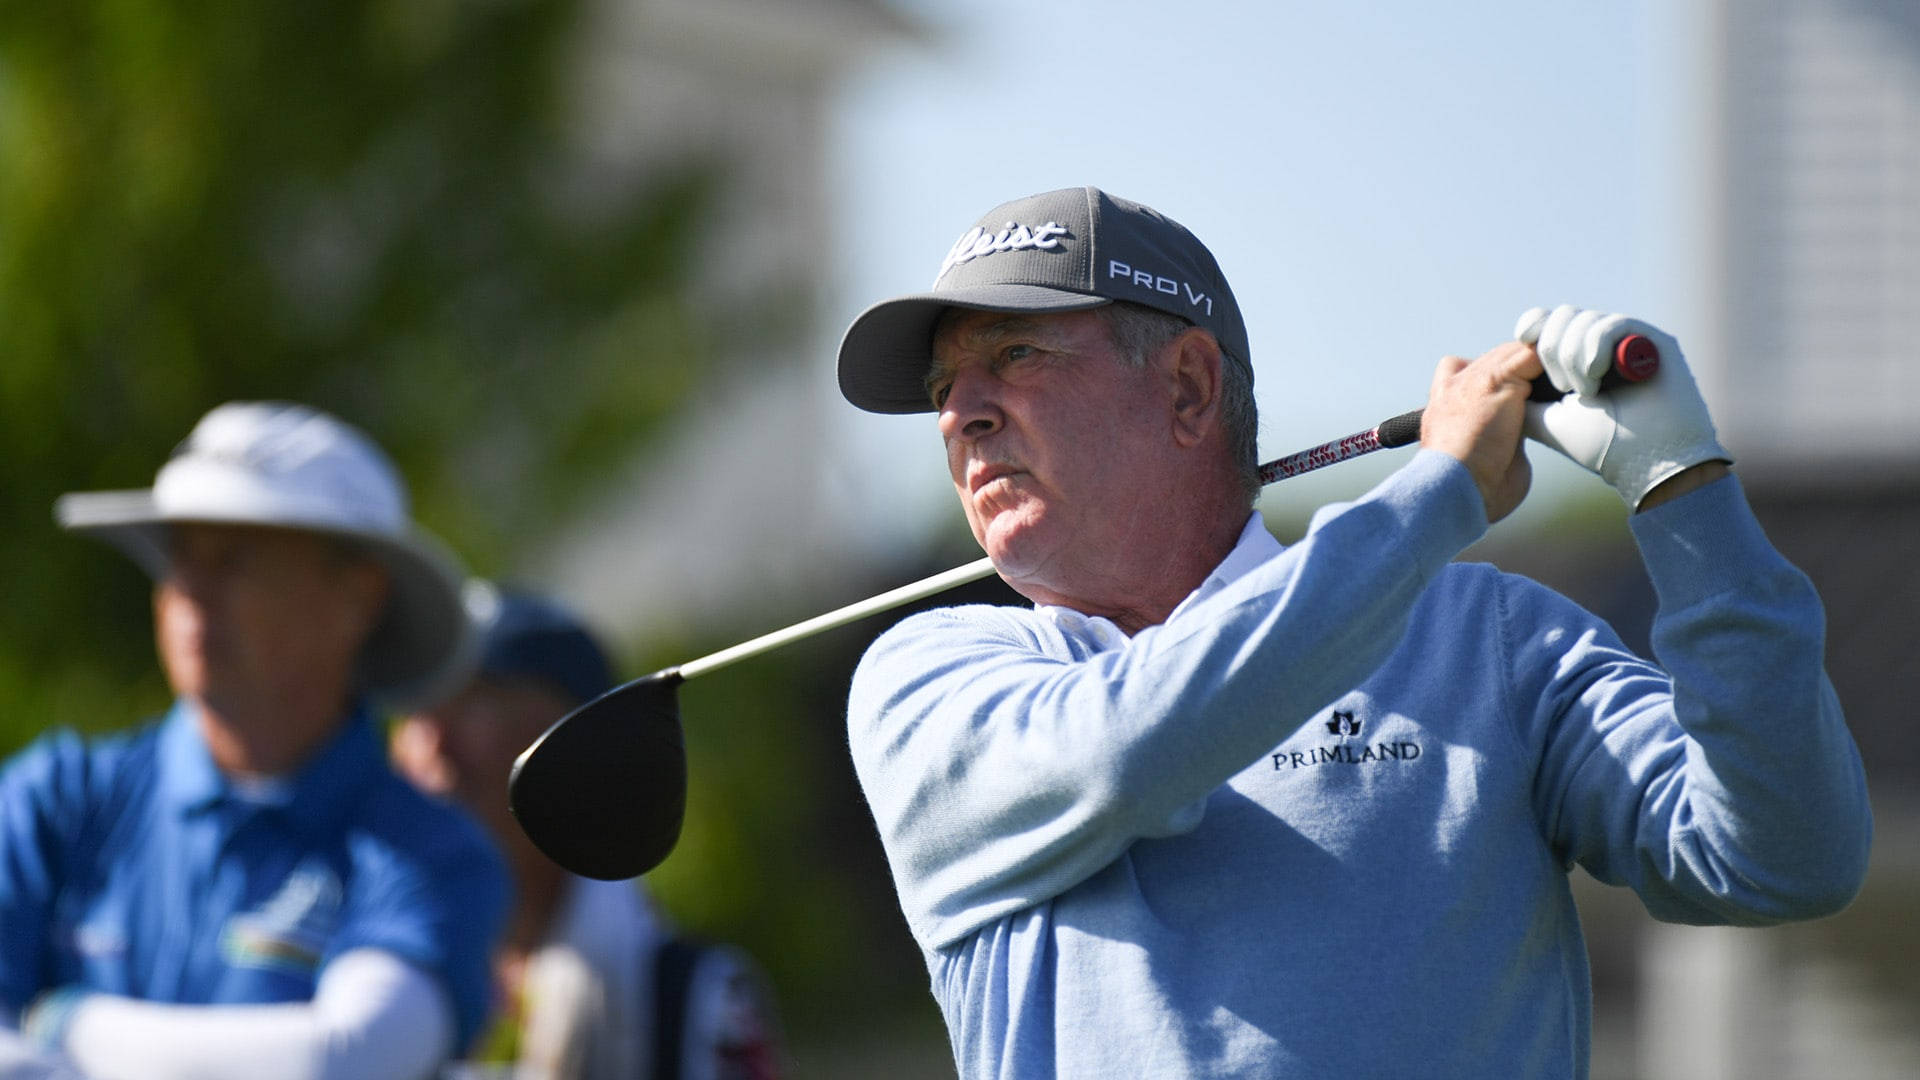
1326, 711, 1362, 737
1273, 707, 1422, 770
220, 859, 341, 977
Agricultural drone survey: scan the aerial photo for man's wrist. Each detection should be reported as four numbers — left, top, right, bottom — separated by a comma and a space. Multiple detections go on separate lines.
1636, 460, 1732, 512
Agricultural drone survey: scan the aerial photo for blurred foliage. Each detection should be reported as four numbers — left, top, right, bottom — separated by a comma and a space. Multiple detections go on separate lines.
0, 1, 723, 748
0, 1, 952, 1069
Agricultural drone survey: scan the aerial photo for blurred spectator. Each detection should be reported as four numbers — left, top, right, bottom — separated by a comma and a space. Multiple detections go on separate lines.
0, 401, 509, 1079
393, 583, 784, 1080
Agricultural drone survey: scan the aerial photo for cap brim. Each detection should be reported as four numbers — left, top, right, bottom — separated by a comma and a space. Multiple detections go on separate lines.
54, 489, 475, 712
836, 283, 1110, 414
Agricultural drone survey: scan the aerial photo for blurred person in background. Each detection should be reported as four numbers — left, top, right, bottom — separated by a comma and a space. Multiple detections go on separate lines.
835, 186, 1873, 1078
392, 584, 784, 1080
0, 401, 508, 1080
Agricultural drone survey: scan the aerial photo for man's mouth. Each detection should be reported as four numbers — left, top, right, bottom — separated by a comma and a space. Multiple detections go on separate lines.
969, 463, 1019, 496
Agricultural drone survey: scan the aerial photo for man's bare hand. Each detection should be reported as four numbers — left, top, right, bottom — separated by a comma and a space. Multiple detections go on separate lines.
1421, 342, 1542, 523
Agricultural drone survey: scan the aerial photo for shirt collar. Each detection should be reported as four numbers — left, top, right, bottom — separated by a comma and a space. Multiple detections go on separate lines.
158, 698, 387, 834
1035, 510, 1282, 642
159, 700, 226, 813
1163, 510, 1283, 625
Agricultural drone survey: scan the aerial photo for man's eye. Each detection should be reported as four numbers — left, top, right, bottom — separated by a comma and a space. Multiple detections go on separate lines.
930, 381, 952, 408
1000, 344, 1034, 366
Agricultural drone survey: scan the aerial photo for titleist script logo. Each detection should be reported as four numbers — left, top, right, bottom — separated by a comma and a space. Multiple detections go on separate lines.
936, 220, 1071, 282
1107, 259, 1214, 316
1272, 707, 1423, 770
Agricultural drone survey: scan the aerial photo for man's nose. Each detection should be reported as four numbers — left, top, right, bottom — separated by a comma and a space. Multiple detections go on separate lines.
937, 365, 1002, 442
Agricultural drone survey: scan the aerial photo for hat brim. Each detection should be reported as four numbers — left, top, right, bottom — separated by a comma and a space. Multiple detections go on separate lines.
836, 283, 1111, 414
55, 490, 476, 712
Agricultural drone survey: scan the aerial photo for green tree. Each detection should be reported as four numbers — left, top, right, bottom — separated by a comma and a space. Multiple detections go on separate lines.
0, 1, 728, 750
0, 6, 950, 1068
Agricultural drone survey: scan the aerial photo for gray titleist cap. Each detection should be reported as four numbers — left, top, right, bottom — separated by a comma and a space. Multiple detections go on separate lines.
837, 186, 1252, 414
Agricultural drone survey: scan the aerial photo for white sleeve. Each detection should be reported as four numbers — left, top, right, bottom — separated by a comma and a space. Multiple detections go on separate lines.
54, 948, 456, 1080
0, 1024, 86, 1080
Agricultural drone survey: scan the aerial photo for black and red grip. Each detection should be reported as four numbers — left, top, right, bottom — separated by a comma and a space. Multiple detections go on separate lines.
1256, 333, 1663, 479
1525, 332, 1660, 403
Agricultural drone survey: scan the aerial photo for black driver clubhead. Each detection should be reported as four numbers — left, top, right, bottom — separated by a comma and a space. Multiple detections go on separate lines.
508, 668, 688, 880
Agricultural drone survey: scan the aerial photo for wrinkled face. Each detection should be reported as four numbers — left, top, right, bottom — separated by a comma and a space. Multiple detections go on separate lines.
929, 308, 1174, 589
155, 523, 389, 715
392, 677, 569, 842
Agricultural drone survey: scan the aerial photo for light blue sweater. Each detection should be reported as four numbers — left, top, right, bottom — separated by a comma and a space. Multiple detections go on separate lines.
847, 450, 1871, 1079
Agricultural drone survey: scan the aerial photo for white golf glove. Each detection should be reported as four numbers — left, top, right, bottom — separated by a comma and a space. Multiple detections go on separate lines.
1517, 304, 1732, 509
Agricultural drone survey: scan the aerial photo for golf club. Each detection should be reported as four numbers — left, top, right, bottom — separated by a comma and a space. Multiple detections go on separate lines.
508, 335, 1659, 880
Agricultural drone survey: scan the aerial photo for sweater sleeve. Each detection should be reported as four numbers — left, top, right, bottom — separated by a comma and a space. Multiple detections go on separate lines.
1521, 473, 1871, 924
848, 450, 1487, 949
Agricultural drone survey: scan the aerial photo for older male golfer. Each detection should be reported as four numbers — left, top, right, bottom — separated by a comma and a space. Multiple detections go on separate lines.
836, 186, 1872, 1079
0, 402, 507, 1080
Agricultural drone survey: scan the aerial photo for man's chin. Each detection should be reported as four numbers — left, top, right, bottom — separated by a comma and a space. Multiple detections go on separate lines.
981, 526, 1021, 568
982, 531, 1052, 587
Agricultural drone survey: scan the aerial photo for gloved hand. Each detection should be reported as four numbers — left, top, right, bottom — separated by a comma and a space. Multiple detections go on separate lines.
1517, 304, 1732, 508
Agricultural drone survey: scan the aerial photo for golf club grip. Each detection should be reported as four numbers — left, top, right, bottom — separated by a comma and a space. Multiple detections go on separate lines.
1384, 366, 1653, 450
1529, 332, 1661, 402
1256, 334, 1661, 483
1374, 410, 1423, 449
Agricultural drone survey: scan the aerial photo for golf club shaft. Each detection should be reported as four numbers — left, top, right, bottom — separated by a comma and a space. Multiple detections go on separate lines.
667, 336, 1669, 684
1257, 335, 1662, 485
1257, 409, 1424, 483
671, 410, 1431, 683
677, 556, 998, 680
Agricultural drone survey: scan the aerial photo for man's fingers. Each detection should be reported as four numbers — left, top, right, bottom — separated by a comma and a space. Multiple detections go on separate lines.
1420, 339, 1545, 522
1450, 340, 1542, 400
1487, 339, 1544, 388
1431, 342, 1539, 401
1426, 343, 1537, 422
1429, 353, 1470, 396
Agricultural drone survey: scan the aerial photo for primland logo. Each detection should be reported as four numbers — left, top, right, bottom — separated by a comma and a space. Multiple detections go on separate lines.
1273, 708, 1422, 770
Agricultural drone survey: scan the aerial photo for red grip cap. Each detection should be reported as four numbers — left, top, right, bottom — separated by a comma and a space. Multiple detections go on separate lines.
1614, 333, 1660, 382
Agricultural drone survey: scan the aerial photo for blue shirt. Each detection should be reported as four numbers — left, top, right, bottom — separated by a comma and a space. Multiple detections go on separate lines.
848, 450, 1873, 1079
0, 701, 509, 1050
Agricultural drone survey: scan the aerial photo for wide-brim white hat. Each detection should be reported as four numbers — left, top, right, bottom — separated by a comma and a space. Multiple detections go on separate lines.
55, 401, 475, 711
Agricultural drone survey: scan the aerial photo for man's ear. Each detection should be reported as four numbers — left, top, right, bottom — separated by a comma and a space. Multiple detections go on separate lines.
1162, 328, 1223, 448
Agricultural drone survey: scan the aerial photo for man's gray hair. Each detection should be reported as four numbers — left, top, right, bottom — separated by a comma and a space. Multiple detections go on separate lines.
1098, 302, 1262, 505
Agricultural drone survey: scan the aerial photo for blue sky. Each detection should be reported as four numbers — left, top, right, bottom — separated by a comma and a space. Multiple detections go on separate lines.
818, 0, 1700, 550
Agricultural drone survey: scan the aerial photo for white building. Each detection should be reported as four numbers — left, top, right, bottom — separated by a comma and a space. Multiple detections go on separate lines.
1693, 0, 1920, 483
536, 0, 925, 645
1635, 2, 1920, 1077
